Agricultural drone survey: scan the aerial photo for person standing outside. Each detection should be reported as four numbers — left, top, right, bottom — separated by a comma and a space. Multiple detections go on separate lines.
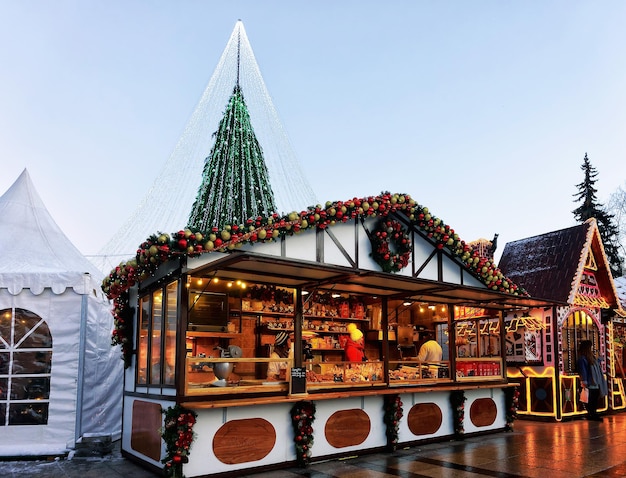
577, 340, 607, 421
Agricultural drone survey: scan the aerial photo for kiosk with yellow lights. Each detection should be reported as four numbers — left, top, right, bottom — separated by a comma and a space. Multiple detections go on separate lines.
104, 194, 555, 477
499, 219, 626, 421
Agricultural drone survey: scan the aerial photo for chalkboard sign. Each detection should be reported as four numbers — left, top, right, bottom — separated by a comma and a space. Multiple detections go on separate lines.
290, 367, 306, 395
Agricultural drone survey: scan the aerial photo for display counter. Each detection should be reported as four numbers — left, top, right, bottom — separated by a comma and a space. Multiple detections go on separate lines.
388, 360, 451, 384
185, 357, 292, 395
182, 355, 508, 399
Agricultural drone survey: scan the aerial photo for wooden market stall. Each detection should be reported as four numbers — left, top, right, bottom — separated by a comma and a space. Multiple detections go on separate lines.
105, 195, 555, 477
499, 218, 626, 421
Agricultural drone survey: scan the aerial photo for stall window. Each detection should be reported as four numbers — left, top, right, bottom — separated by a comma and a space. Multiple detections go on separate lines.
562, 309, 600, 374
505, 313, 544, 364
479, 318, 501, 357
164, 282, 178, 385
614, 323, 626, 378
137, 296, 150, 385
137, 280, 178, 386
0, 308, 52, 426
150, 290, 163, 384
455, 320, 477, 358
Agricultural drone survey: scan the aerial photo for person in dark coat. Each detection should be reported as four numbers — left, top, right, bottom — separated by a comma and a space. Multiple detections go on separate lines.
577, 340, 607, 421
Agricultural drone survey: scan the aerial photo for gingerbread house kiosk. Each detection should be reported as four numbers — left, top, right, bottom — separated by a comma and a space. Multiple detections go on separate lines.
499, 218, 626, 421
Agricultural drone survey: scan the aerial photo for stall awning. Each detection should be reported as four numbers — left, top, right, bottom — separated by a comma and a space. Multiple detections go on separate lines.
185, 251, 563, 312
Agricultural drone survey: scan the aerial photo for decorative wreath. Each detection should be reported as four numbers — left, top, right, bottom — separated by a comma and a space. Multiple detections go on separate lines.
370, 219, 412, 273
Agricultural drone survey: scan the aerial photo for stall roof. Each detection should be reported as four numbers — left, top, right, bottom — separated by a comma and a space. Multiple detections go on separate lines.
499, 218, 623, 312
187, 251, 562, 312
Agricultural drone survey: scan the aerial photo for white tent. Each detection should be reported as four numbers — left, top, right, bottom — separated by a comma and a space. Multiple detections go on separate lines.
0, 169, 122, 456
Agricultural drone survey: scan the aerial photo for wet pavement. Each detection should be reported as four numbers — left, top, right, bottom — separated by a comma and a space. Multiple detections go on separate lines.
2, 413, 626, 477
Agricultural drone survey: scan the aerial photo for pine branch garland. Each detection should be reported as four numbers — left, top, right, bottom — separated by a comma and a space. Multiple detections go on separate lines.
161, 405, 197, 478
290, 401, 316, 466
450, 390, 466, 438
383, 394, 403, 450
504, 387, 520, 431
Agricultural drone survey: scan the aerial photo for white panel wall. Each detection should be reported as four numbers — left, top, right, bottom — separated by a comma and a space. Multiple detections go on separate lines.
463, 388, 507, 434
323, 222, 357, 268
283, 230, 317, 263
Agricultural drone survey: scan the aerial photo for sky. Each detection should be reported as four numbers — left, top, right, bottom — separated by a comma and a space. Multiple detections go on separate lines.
1, 1, 625, 266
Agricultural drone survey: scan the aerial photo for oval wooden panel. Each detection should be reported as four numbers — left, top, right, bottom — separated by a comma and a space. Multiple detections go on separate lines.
325, 409, 370, 448
213, 418, 276, 464
407, 402, 443, 436
470, 398, 497, 427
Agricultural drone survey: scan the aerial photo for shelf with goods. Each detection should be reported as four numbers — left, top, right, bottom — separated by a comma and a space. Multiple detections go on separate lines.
185, 310, 242, 345
455, 357, 503, 380
241, 285, 369, 325
247, 310, 369, 354
262, 318, 369, 333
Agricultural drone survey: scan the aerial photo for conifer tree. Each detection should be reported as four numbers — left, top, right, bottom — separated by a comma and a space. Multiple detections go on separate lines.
187, 84, 277, 231
573, 153, 623, 277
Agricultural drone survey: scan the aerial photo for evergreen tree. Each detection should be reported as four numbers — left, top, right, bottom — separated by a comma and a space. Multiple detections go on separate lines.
188, 84, 277, 231
572, 153, 623, 277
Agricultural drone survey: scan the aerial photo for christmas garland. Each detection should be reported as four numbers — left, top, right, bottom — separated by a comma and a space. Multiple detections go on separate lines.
290, 401, 316, 467
102, 192, 528, 363
161, 405, 197, 478
504, 387, 520, 431
370, 219, 412, 273
383, 394, 404, 450
109, 291, 133, 368
450, 390, 466, 438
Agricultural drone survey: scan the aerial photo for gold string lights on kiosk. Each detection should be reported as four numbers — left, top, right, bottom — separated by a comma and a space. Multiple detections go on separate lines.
506, 312, 545, 332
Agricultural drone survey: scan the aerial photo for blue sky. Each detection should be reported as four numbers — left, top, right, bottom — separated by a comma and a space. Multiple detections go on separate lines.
1, 1, 625, 263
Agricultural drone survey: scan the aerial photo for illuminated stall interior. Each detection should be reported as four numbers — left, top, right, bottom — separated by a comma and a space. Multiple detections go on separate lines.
134, 253, 551, 397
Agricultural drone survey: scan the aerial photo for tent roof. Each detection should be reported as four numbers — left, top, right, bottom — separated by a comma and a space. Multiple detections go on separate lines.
0, 169, 104, 294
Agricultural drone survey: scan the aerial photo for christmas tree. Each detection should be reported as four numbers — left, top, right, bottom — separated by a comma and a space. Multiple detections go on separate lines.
187, 83, 278, 231
572, 153, 623, 277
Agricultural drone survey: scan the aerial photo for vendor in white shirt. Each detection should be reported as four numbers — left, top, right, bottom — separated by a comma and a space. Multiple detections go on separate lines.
417, 337, 443, 379
267, 331, 293, 381
417, 339, 443, 362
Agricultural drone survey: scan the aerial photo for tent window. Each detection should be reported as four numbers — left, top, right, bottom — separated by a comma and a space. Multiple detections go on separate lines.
0, 308, 52, 426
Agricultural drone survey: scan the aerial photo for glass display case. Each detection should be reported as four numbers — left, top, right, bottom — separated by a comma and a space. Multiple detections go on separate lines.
303, 361, 385, 390
388, 360, 451, 385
